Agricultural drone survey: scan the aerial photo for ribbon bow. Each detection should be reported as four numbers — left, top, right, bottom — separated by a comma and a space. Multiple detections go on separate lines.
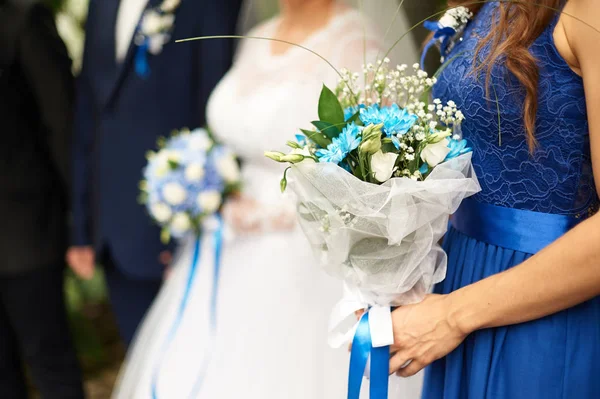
329, 285, 394, 399
420, 21, 457, 69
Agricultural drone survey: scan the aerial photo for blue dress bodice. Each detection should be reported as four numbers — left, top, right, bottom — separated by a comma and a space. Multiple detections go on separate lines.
432, 2, 598, 219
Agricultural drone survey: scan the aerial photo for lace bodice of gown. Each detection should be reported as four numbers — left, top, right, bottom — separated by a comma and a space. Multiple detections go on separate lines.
206, 8, 382, 215
433, 2, 598, 219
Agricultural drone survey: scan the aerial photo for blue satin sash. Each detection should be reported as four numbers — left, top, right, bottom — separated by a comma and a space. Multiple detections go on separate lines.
151, 217, 224, 398
452, 198, 578, 254
348, 311, 390, 399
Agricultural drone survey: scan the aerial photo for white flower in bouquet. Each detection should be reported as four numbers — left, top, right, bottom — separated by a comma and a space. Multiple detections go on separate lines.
197, 191, 222, 214
185, 163, 205, 182
188, 130, 213, 151
216, 155, 241, 183
150, 202, 172, 223
162, 182, 187, 205
371, 150, 398, 182
170, 212, 191, 233
421, 138, 451, 167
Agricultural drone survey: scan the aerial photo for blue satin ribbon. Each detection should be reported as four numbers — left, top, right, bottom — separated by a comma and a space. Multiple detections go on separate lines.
420, 21, 456, 69
452, 198, 578, 254
135, 39, 151, 78
151, 216, 224, 398
348, 311, 390, 399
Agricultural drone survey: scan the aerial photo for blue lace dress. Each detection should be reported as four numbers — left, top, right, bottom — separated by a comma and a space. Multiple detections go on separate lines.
422, 3, 600, 398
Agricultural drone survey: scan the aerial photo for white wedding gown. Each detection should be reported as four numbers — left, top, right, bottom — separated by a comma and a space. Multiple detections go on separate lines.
114, 7, 423, 399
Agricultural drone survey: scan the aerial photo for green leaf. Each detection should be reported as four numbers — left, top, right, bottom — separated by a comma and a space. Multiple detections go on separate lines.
311, 120, 340, 140
300, 128, 331, 148
318, 85, 345, 127
167, 160, 179, 170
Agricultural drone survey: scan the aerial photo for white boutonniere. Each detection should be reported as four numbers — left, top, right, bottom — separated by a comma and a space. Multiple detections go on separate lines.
134, 0, 182, 77
420, 6, 473, 68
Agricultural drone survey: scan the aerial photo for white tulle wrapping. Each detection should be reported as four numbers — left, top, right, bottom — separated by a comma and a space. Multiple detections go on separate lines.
289, 153, 480, 309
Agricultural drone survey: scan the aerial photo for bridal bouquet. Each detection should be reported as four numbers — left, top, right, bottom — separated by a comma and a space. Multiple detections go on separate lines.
140, 127, 241, 242
266, 61, 479, 396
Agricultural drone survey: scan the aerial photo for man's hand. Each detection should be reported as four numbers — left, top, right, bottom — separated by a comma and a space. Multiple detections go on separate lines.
66, 246, 95, 280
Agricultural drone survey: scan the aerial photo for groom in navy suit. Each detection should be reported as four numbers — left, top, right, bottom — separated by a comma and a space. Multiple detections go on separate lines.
68, 0, 242, 345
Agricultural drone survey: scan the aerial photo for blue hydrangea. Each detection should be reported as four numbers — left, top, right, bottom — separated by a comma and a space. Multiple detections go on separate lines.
315, 122, 362, 164
359, 104, 418, 136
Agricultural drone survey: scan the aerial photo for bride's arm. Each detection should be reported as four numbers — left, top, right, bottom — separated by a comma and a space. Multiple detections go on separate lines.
388, 0, 600, 377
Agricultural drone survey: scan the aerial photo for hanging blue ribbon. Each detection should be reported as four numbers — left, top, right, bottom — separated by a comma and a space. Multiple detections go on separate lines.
151, 216, 225, 398
420, 21, 457, 69
348, 311, 390, 399
135, 38, 151, 79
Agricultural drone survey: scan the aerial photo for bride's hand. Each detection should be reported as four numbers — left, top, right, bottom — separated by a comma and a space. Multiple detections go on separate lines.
389, 294, 468, 377
223, 196, 262, 233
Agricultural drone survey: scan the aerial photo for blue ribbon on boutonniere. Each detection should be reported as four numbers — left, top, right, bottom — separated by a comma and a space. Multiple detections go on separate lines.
151, 215, 224, 399
135, 38, 151, 79
347, 308, 392, 399
420, 21, 457, 69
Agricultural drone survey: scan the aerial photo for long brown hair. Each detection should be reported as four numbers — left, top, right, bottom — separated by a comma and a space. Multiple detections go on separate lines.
448, 0, 562, 150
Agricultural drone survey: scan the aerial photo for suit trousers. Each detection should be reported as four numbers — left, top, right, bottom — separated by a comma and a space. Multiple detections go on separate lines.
0, 267, 84, 399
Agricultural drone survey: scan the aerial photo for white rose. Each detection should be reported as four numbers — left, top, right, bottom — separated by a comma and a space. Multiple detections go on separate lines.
197, 190, 222, 214
216, 155, 240, 183
188, 130, 212, 151
150, 202, 172, 223
420, 138, 451, 167
162, 182, 187, 205
371, 150, 398, 182
170, 212, 191, 233
185, 163, 205, 182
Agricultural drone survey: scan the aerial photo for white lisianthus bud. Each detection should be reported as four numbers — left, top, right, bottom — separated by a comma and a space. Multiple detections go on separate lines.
371, 150, 398, 182
421, 139, 451, 167
280, 153, 306, 163
359, 123, 383, 155
197, 190, 222, 214
185, 163, 205, 182
289, 147, 315, 164
170, 212, 191, 233
430, 129, 453, 143
162, 182, 187, 205
265, 151, 285, 162
150, 202, 172, 223
216, 155, 241, 183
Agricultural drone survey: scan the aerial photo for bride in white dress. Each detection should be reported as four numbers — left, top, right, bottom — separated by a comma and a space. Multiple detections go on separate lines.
114, 1, 423, 398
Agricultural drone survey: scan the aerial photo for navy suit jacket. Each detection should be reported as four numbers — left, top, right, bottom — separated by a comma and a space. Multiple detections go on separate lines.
72, 0, 241, 279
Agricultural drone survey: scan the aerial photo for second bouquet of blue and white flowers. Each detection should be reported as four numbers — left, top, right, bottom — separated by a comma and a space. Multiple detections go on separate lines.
266, 61, 480, 397
141, 127, 240, 243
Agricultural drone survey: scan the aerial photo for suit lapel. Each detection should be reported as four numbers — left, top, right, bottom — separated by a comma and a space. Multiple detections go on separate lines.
105, 0, 162, 106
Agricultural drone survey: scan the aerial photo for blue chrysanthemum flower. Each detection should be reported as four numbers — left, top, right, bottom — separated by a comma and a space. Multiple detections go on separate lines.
381, 104, 418, 136
359, 104, 383, 125
359, 104, 418, 137
315, 122, 362, 164
315, 141, 345, 164
445, 138, 472, 161
295, 134, 307, 146
344, 104, 366, 121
